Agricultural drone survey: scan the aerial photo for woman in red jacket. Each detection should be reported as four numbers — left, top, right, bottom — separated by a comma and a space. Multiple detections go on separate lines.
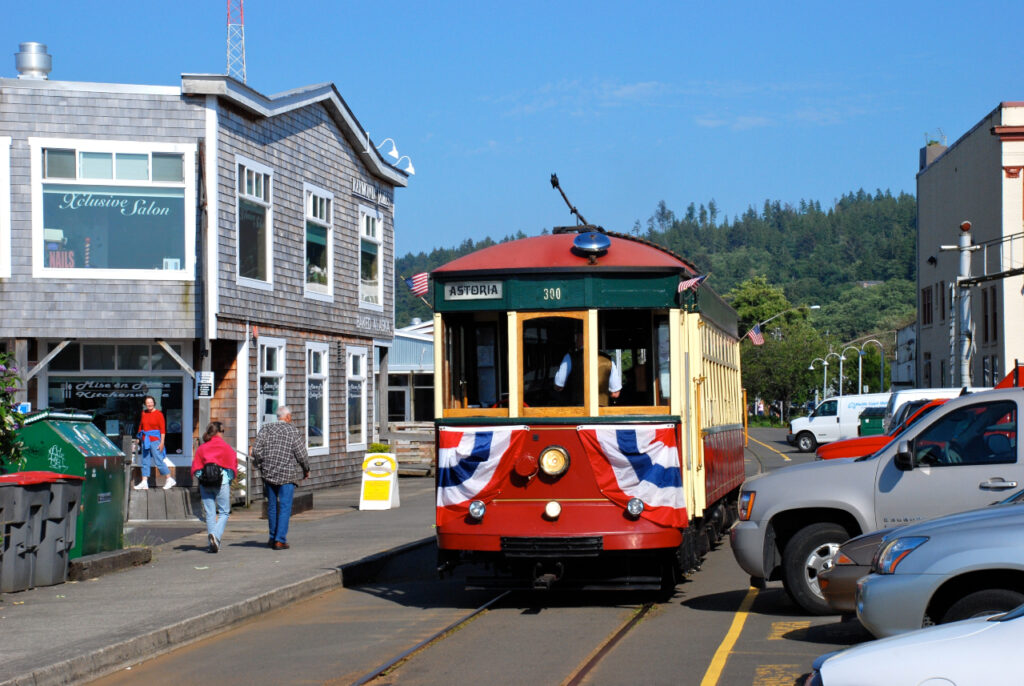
191, 421, 238, 553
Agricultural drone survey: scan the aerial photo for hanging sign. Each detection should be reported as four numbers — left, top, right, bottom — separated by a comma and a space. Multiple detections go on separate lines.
195, 371, 215, 399
358, 452, 400, 510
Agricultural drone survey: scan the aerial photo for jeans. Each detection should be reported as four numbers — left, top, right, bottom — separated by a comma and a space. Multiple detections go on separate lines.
200, 479, 231, 542
140, 443, 170, 477
265, 481, 295, 544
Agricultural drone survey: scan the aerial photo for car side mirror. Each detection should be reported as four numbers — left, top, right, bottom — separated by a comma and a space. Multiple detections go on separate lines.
894, 440, 914, 471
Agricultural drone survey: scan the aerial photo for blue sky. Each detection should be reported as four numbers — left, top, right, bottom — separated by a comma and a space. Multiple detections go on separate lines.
5, 1, 1022, 256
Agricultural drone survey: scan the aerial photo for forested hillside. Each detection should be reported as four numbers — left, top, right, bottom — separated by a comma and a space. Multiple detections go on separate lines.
395, 189, 918, 340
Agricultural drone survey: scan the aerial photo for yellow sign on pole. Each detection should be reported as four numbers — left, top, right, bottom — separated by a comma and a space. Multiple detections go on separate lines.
359, 452, 400, 510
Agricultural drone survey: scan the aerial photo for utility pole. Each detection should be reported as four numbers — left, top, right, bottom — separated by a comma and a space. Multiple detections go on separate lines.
940, 221, 978, 386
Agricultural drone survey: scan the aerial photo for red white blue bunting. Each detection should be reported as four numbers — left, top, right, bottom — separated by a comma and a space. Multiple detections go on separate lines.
436, 425, 528, 525
577, 424, 688, 528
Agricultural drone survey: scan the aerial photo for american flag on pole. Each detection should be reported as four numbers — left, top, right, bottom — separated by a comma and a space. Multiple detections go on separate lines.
677, 274, 707, 292
747, 324, 764, 346
405, 272, 429, 297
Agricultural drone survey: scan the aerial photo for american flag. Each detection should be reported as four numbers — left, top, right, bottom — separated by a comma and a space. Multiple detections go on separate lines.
405, 273, 429, 297
747, 324, 764, 346
677, 274, 707, 292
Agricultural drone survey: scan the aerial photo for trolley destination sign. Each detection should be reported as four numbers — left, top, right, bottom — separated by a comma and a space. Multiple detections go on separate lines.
443, 281, 503, 300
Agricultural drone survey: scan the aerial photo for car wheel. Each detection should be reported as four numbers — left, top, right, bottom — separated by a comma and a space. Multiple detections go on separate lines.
941, 589, 1024, 623
796, 432, 817, 453
782, 522, 847, 615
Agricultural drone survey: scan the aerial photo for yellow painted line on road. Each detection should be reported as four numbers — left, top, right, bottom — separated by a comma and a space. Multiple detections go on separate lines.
754, 664, 803, 685
699, 586, 759, 686
766, 620, 811, 640
748, 435, 791, 461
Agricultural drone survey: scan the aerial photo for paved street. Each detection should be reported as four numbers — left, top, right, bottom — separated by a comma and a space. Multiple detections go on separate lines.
78, 427, 878, 686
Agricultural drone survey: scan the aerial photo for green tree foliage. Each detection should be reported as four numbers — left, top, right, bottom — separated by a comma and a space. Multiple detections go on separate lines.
0, 352, 25, 470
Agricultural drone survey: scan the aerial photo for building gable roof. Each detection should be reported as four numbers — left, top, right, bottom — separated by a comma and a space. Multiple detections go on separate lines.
181, 74, 408, 187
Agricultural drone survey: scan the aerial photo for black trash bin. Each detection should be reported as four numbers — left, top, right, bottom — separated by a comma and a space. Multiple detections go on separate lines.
0, 472, 84, 593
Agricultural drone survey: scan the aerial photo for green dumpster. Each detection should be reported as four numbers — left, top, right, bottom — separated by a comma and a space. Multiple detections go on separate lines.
858, 406, 886, 437
14, 410, 126, 558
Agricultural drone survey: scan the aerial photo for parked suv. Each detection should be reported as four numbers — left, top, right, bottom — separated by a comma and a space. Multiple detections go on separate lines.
731, 388, 1022, 614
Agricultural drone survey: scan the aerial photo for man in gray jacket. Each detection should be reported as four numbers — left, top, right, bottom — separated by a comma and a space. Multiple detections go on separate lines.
252, 405, 310, 550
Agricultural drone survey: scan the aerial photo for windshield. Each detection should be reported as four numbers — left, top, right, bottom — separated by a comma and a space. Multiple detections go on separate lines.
856, 402, 947, 462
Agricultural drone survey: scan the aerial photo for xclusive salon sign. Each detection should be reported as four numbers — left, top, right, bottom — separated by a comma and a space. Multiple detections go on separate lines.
42, 184, 185, 270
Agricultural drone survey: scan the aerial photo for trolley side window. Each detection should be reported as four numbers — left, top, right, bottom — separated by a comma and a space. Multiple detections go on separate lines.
598, 310, 670, 409
442, 313, 507, 410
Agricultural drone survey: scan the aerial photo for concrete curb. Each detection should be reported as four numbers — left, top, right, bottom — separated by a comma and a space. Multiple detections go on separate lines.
1, 536, 435, 686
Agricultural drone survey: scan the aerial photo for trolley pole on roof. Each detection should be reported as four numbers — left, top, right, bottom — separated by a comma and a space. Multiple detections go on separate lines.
550, 173, 589, 226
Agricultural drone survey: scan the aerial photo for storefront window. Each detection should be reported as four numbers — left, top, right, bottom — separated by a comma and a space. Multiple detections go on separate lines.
306, 343, 328, 452
33, 140, 193, 279
258, 338, 286, 429
48, 377, 184, 455
347, 347, 367, 448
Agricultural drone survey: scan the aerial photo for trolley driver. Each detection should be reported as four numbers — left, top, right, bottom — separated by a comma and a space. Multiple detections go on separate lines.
553, 335, 622, 406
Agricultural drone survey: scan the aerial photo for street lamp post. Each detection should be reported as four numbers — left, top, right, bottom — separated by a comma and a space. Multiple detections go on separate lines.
861, 339, 885, 392
825, 352, 843, 396
840, 346, 859, 396
809, 357, 829, 404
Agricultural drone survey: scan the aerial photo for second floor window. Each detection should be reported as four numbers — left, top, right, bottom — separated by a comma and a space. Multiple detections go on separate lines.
359, 206, 383, 308
32, 139, 194, 279
237, 158, 273, 286
304, 185, 333, 299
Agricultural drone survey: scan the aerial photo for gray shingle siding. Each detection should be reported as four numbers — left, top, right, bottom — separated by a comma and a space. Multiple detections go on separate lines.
215, 103, 395, 338
0, 81, 205, 338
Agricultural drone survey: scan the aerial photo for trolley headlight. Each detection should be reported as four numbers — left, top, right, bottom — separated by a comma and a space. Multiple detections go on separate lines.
539, 446, 570, 477
468, 500, 486, 520
738, 490, 756, 521
626, 497, 644, 518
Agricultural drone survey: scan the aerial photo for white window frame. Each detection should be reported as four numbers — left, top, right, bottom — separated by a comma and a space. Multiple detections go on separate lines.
257, 336, 286, 431
358, 204, 384, 311
29, 138, 196, 280
346, 346, 368, 451
0, 137, 10, 278
305, 341, 330, 456
303, 182, 333, 302
236, 155, 274, 291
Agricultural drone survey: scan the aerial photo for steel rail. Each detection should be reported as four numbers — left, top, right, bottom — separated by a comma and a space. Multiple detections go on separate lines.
348, 590, 511, 686
561, 602, 655, 686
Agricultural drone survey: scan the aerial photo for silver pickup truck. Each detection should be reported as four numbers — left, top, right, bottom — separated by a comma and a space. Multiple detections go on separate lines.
730, 387, 1022, 614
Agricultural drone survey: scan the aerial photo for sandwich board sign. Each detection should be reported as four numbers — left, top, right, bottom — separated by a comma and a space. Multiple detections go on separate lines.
359, 452, 400, 510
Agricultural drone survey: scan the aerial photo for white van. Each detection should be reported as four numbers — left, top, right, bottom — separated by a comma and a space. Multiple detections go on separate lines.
787, 392, 891, 452
882, 387, 987, 432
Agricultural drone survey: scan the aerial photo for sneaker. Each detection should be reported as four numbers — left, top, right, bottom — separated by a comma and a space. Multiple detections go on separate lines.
208, 533, 219, 553
133, 479, 149, 490
163, 476, 177, 490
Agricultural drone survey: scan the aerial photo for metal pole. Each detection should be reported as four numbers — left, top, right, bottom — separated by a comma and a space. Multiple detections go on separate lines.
858, 351, 864, 393
958, 223, 973, 386
838, 356, 844, 397
822, 362, 828, 400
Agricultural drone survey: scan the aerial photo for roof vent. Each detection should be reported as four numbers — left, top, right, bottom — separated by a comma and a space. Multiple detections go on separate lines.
15, 42, 51, 80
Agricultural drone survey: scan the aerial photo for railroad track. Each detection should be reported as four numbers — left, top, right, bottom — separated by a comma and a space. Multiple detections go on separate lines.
351, 592, 656, 686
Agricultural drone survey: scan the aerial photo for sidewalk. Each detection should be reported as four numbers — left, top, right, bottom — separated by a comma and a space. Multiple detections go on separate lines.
0, 477, 436, 686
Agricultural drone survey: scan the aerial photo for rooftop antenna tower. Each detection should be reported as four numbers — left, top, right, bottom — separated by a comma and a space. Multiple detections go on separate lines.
227, 0, 247, 83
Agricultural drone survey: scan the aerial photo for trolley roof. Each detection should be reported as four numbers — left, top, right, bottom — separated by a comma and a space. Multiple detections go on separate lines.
432, 232, 699, 277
